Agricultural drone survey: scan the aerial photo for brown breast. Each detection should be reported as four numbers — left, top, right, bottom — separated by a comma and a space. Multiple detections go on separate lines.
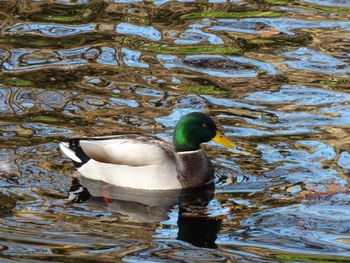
176, 150, 214, 188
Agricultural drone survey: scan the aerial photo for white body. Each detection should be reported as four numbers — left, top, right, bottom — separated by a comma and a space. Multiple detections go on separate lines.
59, 136, 212, 190
77, 158, 182, 190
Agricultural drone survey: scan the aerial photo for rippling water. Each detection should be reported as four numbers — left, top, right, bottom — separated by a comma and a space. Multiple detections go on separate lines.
0, 0, 350, 262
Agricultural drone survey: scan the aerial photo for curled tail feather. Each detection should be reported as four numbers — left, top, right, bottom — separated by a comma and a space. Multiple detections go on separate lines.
59, 139, 91, 166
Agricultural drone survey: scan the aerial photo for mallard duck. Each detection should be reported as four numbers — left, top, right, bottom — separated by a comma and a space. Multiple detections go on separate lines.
59, 112, 235, 190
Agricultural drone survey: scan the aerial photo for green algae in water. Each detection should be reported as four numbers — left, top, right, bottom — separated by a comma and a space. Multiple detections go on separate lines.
310, 5, 350, 12
318, 79, 345, 85
31, 13, 93, 24
0, 136, 61, 147
179, 85, 229, 94
0, 77, 33, 86
0, 37, 48, 47
114, 36, 146, 47
0, 34, 110, 48
249, 39, 277, 44
0, 193, 16, 217
272, 136, 289, 141
145, 45, 244, 55
276, 254, 350, 262
29, 0, 106, 23
26, 115, 67, 123
180, 11, 286, 19
115, 36, 245, 54
249, 38, 308, 46
38, 15, 84, 23
262, 0, 293, 5
0, 75, 69, 90
262, 0, 350, 12
249, 31, 311, 47
2, 113, 73, 124
49, 82, 69, 90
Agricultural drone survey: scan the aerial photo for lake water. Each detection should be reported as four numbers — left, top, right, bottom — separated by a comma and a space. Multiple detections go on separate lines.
0, 0, 350, 262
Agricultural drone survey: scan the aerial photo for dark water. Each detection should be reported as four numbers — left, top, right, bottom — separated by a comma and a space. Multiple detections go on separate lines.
0, 0, 350, 262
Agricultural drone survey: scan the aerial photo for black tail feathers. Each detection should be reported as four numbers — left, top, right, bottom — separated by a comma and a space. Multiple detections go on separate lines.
69, 139, 91, 167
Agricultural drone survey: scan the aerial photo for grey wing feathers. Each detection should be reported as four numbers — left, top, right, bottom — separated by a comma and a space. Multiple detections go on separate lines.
78, 134, 176, 166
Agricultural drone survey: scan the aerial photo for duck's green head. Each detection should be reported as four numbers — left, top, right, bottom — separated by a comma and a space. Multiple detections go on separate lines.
173, 112, 235, 152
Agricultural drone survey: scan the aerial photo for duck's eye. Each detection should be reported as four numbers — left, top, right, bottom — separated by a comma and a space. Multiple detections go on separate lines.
202, 123, 209, 128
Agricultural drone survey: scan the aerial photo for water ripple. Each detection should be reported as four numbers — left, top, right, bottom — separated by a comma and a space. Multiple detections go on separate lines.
208, 18, 350, 36
2, 46, 120, 71
116, 23, 162, 41
301, 0, 350, 7
3, 48, 87, 71
174, 29, 223, 45
0, 87, 11, 114
22, 123, 73, 136
153, 0, 196, 6
1, 0, 350, 262
4, 23, 97, 37
232, 194, 350, 255
157, 54, 278, 78
281, 47, 350, 74
122, 48, 149, 68
96, 47, 119, 66
124, 240, 233, 262
257, 141, 346, 185
246, 85, 350, 105
338, 151, 350, 173
240, 84, 350, 136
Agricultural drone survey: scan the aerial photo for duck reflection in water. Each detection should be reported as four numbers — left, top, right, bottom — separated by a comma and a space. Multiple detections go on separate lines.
67, 177, 223, 248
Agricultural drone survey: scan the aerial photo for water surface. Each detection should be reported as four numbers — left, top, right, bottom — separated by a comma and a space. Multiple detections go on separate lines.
0, 0, 350, 262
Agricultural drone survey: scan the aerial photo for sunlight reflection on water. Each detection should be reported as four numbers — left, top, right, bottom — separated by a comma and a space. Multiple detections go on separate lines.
0, 0, 350, 262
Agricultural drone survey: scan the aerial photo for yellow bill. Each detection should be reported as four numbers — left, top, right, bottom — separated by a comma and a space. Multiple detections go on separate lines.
211, 131, 235, 149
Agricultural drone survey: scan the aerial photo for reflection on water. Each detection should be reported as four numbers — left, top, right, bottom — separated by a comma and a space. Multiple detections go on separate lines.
70, 177, 222, 248
208, 18, 350, 36
0, 0, 350, 262
281, 47, 350, 74
177, 208, 222, 248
